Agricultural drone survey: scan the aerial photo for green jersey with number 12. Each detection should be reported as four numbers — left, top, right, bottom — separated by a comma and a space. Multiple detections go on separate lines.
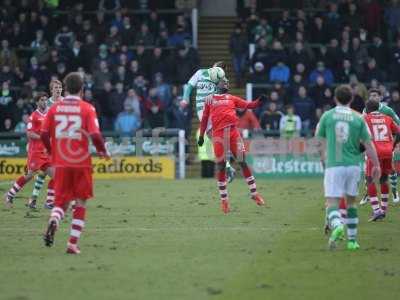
316, 106, 371, 168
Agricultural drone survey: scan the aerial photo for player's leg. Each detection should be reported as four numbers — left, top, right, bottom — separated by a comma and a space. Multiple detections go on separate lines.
345, 195, 360, 250
43, 167, 69, 247
339, 197, 347, 221
344, 165, 362, 250
366, 175, 384, 221
67, 199, 86, 254
380, 174, 390, 217
216, 162, 230, 214
226, 159, 236, 183
44, 179, 55, 209
27, 173, 46, 208
4, 172, 34, 208
391, 158, 400, 203
324, 167, 346, 249
359, 177, 369, 205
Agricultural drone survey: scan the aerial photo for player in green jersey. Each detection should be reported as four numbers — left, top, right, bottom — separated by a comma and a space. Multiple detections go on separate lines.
359, 88, 400, 205
183, 61, 236, 182
27, 79, 63, 209
316, 85, 380, 250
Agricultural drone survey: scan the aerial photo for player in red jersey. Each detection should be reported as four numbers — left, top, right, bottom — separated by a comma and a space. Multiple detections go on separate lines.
3, 92, 54, 208
198, 77, 266, 213
364, 100, 400, 221
41, 72, 109, 254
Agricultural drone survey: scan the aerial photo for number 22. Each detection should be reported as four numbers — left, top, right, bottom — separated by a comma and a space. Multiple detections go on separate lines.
55, 115, 82, 139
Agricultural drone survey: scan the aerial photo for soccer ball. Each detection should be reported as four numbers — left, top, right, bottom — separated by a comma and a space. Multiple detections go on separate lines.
209, 66, 225, 83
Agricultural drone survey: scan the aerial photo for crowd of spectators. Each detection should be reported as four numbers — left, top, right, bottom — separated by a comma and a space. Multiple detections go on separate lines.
231, 0, 400, 136
0, 0, 196, 136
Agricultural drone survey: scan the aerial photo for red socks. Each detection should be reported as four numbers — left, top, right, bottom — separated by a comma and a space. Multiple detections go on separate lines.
68, 206, 86, 246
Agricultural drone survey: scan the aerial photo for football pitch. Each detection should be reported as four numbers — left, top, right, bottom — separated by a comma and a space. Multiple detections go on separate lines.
0, 178, 399, 300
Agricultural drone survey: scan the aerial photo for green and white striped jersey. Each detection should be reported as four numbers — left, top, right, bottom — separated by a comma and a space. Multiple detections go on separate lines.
187, 69, 217, 114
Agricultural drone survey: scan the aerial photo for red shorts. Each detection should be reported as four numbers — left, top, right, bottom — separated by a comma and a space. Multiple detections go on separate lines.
366, 158, 393, 177
27, 154, 50, 172
54, 167, 93, 206
212, 126, 245, 163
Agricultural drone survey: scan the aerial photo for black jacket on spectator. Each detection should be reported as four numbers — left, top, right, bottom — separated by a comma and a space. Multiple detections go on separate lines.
350, 95, 365, 113
251, 47, 270, 71
369, 43, 388, 68
293, 96, 316, 121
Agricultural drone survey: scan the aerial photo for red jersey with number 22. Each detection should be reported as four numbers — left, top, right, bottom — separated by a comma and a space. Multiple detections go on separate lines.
41, 96, 100, 168
27, 110, 47, 155
200, 94, 260, 136
364, 112, 399, 159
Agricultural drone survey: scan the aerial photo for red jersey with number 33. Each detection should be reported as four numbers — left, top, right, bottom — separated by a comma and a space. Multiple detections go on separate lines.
364, 112, 399, 159
200, 94, 260, 136
41, 96, 100, 167
27, 110, 47, 155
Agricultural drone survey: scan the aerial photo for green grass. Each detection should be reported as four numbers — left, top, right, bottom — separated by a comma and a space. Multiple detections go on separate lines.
0, 178, 400, 300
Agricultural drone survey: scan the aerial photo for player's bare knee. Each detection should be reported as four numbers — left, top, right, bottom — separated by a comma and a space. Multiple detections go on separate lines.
366, 176, 374, 184
380, 174, 388, 184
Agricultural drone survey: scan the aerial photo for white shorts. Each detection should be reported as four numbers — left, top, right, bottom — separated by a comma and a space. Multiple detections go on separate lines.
324, 166, 361, 198
197, 109, 212, 133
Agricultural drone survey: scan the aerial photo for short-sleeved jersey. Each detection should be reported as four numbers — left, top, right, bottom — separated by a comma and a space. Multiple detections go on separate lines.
27, 110, 47, 155
364, 112, 398, 159
188, 69, 217, 114
316, 106, 371, 168
41, 96, 100, 168
200, 94, 259, 135
47, 96, 64, 108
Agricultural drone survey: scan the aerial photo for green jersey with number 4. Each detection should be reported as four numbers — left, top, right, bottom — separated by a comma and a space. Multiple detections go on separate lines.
183, 69, 217, 116
316, 106, 371, 168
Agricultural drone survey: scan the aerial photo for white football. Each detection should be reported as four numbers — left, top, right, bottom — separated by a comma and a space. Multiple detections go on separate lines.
209, 67, 225, 83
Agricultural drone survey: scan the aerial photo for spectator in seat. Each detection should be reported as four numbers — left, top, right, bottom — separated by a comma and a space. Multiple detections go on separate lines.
384, 0, 400, 42
351, 37, 369, 75
343, 3, 362, 30
279, 104, 302, 138
154, 72, 172, 108
269, 61, 290, 83
14, 113, 29, 133
390, 38, 400, 82
252, 16, 273, 43
363, 57, 385, 82
251, 38, 269, 72
121, 16, 135, 45
237, 107, 260, 133
68, 40, 85, 71
229, 25, 248, 87
336, 59, 355, 83
369, 35, 388, 68
156, 29, 170, 47
144, 88, 165, 128
0, 65, 16, 85
249, 62, 267, 83
289, 41, 312, 69
260, 102, 281, 136
2, 117, 13, 132
125, 88, 142, 120
135, 23, 154, 46
389, 90, 400, 116
149, 47, 169, 78
96, 81, 115, 130
114, 101, 141, 137
112, 65, 129, 86
0, 39, 18, 69
293, 86, 315, 135
310, 75, 330, 108
167, 98, 191, 135
174, 46, 198, 84
94, 60, 112, 89
110, 82, 126, 117
310, 15, 329, 44
168, 25, 190, 47
309, 61, 334, 86
54, 25, 74, 50
105, 25, 122, 47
